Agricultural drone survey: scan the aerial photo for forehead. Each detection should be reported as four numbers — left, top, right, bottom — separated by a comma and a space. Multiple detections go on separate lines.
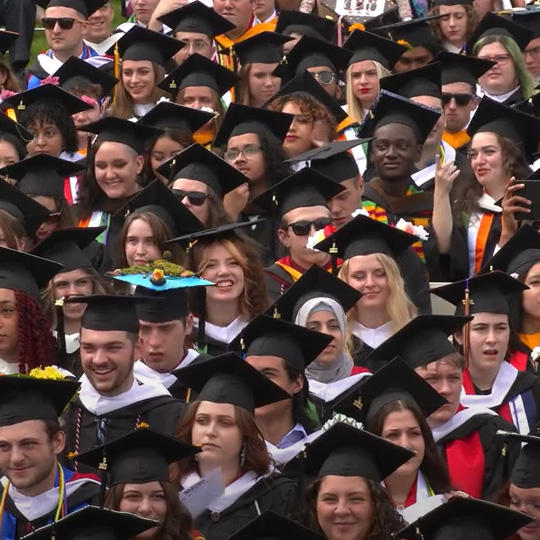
196, 400, 236, 416
374, 123, 415, 140
45, 6, 83, 18
412, 95, 442, 110
80, 328, 131, 345
283, 205, 330, 222
183, 86, 214, 98
0, 288, 16, 303
246, 355, 286, 370
470, 131, 499, 149
438, 4, 467, 14
0, 419, 48, 441
227, 132, 261, 148
478, 41, 508, 56
418, 358, 461, 376
442, 81, 474, 93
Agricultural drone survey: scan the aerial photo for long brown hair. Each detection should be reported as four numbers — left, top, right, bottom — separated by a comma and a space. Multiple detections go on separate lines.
430, 5, 478, 42
0, 60, 22, 93
0, 209, 28, 250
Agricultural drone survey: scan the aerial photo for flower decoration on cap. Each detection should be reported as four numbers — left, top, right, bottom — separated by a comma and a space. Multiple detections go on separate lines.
397, 39, 412, 48
28, 366, 67, 380
40, 75, 60, 86
348, 22, 366, 32
395, 218, 429, 241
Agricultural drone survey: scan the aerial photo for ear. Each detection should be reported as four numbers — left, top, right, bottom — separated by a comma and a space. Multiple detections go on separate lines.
291, 374, 304, 395
53, 429, 66, 456
277, 228, 290, 248
454, 331, 463, 346
135, 154, 145, 175
134, 336, 143, 359
415, 143, 423, 160
184, 314, 194, 340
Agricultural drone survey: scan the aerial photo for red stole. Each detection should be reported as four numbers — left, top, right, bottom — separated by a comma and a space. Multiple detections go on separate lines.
509, 350, 529, 372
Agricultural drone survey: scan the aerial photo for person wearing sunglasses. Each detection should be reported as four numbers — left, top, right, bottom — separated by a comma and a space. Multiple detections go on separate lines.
510, 9, 540, 85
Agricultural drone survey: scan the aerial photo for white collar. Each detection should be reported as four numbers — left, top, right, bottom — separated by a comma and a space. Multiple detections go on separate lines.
134, 349, 199, 388
412, 142, 457, 188
477, 192, 502, 213
53, 332, 80, 355
133, 103, 156, 117
192, 316, 247, 344
431, 406, 496, 442
351, 320, 392, 347
0, 358, 21, 375
255, 10, 276, 23
265, 429, 323, 466
482, 87, 519, 103
83, 34, 122, 56
308, 372, 371, 403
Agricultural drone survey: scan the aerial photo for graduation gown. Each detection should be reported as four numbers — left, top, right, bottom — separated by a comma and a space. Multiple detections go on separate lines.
190, 316, 248, 356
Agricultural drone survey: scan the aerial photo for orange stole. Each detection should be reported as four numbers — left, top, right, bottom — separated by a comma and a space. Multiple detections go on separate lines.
473, 212, 494, 274
442, 129, 470, 150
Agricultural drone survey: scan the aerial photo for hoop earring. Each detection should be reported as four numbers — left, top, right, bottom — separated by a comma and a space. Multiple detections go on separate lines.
240, 442, 246, 467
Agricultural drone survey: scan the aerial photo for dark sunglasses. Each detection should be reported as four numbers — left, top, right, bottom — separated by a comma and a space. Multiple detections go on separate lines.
42, 17, 78, 30
173, 189, 209, 207
441, 93, 474, 106
288, 217, 333, 236
310, 71, 336, 85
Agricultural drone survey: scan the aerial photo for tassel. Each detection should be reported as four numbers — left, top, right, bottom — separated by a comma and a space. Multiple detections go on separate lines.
55, 298, 67, 367
112, 41, 120, 104
197, 288, 207, 354
462, 279, 473, 368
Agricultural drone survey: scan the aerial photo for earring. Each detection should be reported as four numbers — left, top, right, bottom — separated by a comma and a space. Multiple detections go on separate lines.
240, 442, 247, 467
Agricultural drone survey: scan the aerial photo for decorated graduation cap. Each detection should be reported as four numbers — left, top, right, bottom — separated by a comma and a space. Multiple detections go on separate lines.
499, 430, 540, 488
511, 8, 540, 38
395, 497, 533, 540
229, 314, 333, 371
379, 62, 442, 99
367, 314, 471, 369
435, 51, 495, 87
232, 31, 291, 66
34, 0, 108, 17
138, 102, 213, 136
55, 56, 118, 95
158, 53, 239, 97
275, 10, 336, 43
301, 422, 414, 480
173, 352, 291, 413
375, 16, 442, 53
133, 286, 190, 323
157, 0, 235, 37
0, 30, 20, 56
22, 506, 159, 540
343, 29, 408, 70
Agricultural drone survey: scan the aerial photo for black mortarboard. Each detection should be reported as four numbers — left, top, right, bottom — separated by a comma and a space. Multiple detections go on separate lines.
0, 30, 20, 56
430, 271, 528, 316
114, 179, 204, 239
22, 506, 159, 540
158, 53, 239, 97
55, 56, 118, 95
363, 5, 400, 30
301, 422, 414, 480
134, 286, 189, 323
0, 154, 85, 197
358, 90, 441, 145
138, 102, 213, 135
275, 10, 336, 43
0, 375, 79, 427
266, 263, 362, 321
157, 0, 235, 37
81, 117, 161, 155
433, 0, 473, 7
233, 31, 291, 65
214, 103, 293, 148
31, 226, 105, 271
0, 110, 32, 147
111, 25, 184, 66
511, 8, 540, 39
379, 62, 442, 99
251, 167, 344, 219
467, 12, 533, 53
229, 314, 333, 371
505, 431, 540, 488
343, 29, 408, 69
226, 511, 327, 540
467, 97, 540, 161
367, 315, 471, 369
0, 247, 63, 299
285, 139, 365, 183
396, 497, 533, 540
435, 52, 495, 87
34, 0, 107, 17
173, 352, 291, 412
72, 428, 200, 485
3, 83, 93, 115
376, 16, 442, 52
158, 143, 248, 197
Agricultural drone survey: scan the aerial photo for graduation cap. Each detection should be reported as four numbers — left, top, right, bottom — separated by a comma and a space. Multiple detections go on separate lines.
362, 5, 400, 30
0, 109, 32, 147
34, 0, 108, 17
379, 62, 442, 99
358, 90, 441, 145
110, 25, 184, 66
505, 431, 540, 488
138, 102, 214, 135
343, 29, 408, 70
395, 497, 533, 540
158, 53, 239, 97
467, 12, 534, 53
0, 375, 79, 427
0, 30, 21, 56
213, 103, 293, 148
0, 154, 85, 197
54, 56, 118, 95
266, 263, 362, 321
434, 52, 495, 87
375, 16, 442, 52
133, 286, 192, 323
71, 428, 200, 486
275, 10, 336, 43
228, 314, 333, 371
433, 0, 473, 7
232, 31, 291, 66
157, 0, 235, 37
366, 314, 471, 369
31, 226, 105, 271
301, 422, 415, 480
511, 8, 540, 38
157, 143, 248, 197
173, 352, 291, 412
21, 506, 159, 540
80, 117, 161, 155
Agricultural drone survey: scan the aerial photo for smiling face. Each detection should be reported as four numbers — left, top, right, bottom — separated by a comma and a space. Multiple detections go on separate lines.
510, 485, 540, 540
469, 131, 507, 189
84, 2, 114, 43
151, 135, 186, 184
52, 268, 94, 322
122, 60, 156, 105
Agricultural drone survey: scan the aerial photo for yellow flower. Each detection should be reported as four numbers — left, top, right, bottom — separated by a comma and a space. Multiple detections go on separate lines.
67, 451, 78, 459
397, 39, 412, 49
136, 421, 149, 429
348, 22, 365, 32
29, 366, 66, 380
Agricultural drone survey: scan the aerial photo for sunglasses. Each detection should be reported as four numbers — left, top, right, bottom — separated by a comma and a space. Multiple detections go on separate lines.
310, 71, 336, 85
441, 93, 474, 106
43, 212, 61, 225
42, 17, 79, 30
287, 217, 333, 236
173, 189, 209, 207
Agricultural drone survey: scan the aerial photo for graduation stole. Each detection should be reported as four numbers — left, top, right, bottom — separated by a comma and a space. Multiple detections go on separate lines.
442, 129, 470, 150
274, 257, 334, 283
473, 212, 495, 274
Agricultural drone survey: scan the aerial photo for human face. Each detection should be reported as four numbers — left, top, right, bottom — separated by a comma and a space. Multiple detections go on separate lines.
523, 263, 540, 323
316, 475, 374, 540
371, 124, 421, 180
171, 178, 211, 225
119, 481, 167, 539
44, 6, 86, 57
80, 329, 137, 396
0, 289, 18, 362
225, 133, 265, 185
524, 37, 540, 80
411, 95, 445, 147
0, 420, 65, 497
350, 60, 379, 109
72, 96, 101, 146
306, 309, 343, 367
477, 41, 518, 96
213, 0, 254, 36
94, 141, 143, 200
329, 177, 363, 227
191, 401, 243, 470
0, 140, 20, 169
31, 195, 59, 242
254, 0, 275, 21
26, 121, 64, 157
469, 132, 506, 189
124, 218, 162, 267
281, 102, 315, 158
308, 65, 338, 98
394, 47, 433, 72
416, 358, 462, 427
442, 81, 476, 134
345, 254, 390, 311
510, 485, 540, 540
84, 2, 114, 43
151, 135, 185, 184
139, 317, 192, 372
178, 86, 214, 110
200, 243, 245, 304
381, 409, 425, 478
174, 31, 212, 64
248, 63, 280, 107
278, 206, 332, 268
438, 5, 468, 46
52, 268, 94, 322
130, 0, 160, 25
122, 60, 155, 104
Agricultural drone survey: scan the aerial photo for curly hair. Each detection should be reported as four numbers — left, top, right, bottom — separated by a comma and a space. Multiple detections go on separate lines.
430, 5, 478, 43
19, 100, 79, 156
303, 476, 405, 539
0, 132, 27, 161
0, 209, 28, 250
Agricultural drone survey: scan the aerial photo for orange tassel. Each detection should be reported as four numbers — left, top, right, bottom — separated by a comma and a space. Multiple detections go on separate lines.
113, 41, 120, 104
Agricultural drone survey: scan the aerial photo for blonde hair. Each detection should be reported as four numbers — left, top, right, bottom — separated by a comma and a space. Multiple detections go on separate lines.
345, 61, 390, 124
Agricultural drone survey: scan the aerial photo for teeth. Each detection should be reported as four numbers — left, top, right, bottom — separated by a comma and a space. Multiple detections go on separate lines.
216, 281, 233, 288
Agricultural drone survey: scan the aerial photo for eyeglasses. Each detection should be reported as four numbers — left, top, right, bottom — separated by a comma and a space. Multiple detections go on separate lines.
43, 212, 61, 225
441, 93, 474, 106
224, 146, 262, 161
478, 53, 511, 66
524, 46, 540, 59
173, 189, 209, 206
42, 17, 81, 30
310, 70, 336, 85
287, 217, 333, 236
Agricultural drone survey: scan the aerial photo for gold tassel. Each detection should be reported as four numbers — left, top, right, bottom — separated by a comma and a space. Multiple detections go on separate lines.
113, 41, 120, 104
